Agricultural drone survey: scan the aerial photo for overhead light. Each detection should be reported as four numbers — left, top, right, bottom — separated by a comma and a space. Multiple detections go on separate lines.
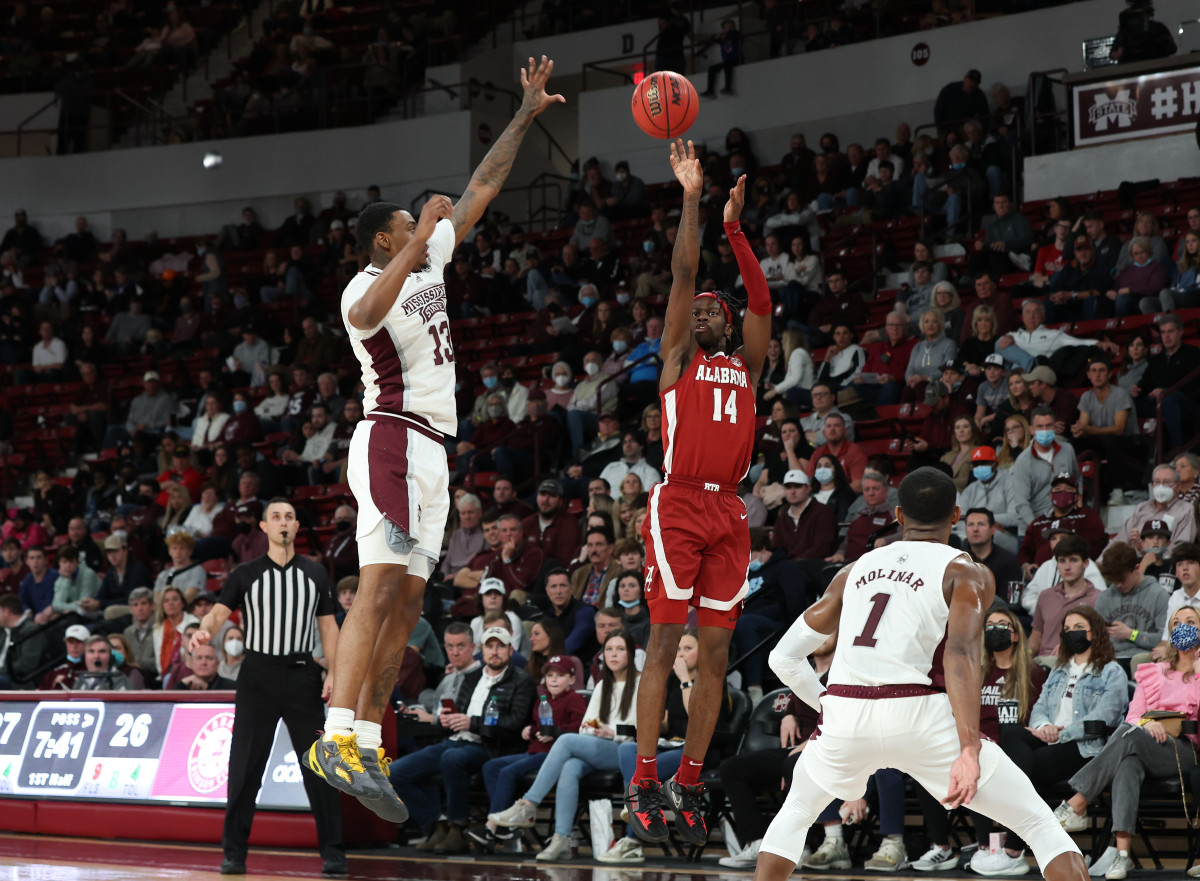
202, 152, 223, 169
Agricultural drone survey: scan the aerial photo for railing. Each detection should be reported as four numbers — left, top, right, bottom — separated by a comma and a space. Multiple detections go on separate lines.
14, 95, 57, 157
409, 172, 572, 234
1026, 68, 1071, 157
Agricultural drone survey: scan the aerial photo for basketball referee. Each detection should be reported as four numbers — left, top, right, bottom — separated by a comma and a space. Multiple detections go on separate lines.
191, 498, 346, 876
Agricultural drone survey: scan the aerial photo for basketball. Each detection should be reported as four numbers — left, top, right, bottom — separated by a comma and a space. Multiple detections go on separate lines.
631, 71, 699, 139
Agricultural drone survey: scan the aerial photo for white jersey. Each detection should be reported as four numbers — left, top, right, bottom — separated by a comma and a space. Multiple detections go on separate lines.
341, 217, 458, 436
828, 541, 969, 689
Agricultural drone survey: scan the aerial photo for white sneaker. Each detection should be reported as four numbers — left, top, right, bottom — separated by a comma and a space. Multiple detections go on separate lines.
865, 837, 909, 871
1053, 800, 1088, 832
1186, 861, 1200, 878
971, 849, 1031, 876
597, 837, 644, 864
803, 837, 852, 870
488, 799, 537, 828
912, 845, 959, 871
719, 839, 763, 868
1104, 851, 1133, 880
535, 833, 573, 861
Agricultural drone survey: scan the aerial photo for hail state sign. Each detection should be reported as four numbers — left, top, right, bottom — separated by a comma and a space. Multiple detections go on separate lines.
1072, 63, 1200, 147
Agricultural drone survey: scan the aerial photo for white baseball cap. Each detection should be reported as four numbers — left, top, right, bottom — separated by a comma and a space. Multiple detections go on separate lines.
64, 624, 91, 642
481, 626, 513, 646
783, 469, 810, 487
479, 577, 506, 596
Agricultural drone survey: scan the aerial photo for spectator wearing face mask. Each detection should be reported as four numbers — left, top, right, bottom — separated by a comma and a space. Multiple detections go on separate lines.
953, 446, 1020, 553
566, 351, 618, 457
320, 505, 359, 582
1102, 463, 1197, 561
546, 360, 575, 409
219, 626, 246, 681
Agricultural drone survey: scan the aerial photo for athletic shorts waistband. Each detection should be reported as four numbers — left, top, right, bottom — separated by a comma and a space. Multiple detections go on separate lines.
367, 411, 446, 444
824, 683, 940, 700
664, 475, 738, 494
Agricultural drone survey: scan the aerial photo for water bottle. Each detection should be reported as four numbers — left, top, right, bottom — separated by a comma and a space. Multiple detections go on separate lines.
483, 694, 499, 733
537, 694, 555, 736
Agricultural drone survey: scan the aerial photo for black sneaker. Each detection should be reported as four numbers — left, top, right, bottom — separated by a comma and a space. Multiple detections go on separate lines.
219, 859, 246, 875
321, 856, 348, 876
665, 777, 708, 845
624, 779, 669, 843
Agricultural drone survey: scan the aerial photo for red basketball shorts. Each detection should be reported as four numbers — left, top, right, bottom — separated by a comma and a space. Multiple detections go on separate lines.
641, 481, 751, 630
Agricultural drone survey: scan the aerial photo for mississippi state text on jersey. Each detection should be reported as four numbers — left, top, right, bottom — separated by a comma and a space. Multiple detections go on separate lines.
828, 541, 969, 689
340, 217, 458, 436
661, 348, 755, 487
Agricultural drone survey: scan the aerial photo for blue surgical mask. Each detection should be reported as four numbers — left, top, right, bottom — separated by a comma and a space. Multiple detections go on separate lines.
747, 558, 764, 572
482, 376, 499, 390
581, 296, 597, 309
618, 598, 641, 609
232, 399, 247, 414
1034, 430, 1055, 447
612, 340, 628, 354
972, 465, 994, 482
1133, 259, 1150, 268
111, 649, 124, 666
616, 293, 631, 305
951, 162, 966, 171
233, 294, 249, 309
643, 241, 655, 253
813, 467, 834, 485
731, 166, 745, 178
67, 654, 81, 664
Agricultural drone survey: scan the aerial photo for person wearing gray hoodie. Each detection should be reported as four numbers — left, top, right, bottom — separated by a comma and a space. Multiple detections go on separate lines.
903, 307, 957, 392
1095, 541, 1170, 667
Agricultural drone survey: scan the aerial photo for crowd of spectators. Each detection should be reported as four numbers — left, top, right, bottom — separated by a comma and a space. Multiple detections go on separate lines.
2, 65, 1200, 871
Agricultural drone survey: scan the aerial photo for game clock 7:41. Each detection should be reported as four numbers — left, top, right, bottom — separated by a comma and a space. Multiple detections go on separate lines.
16, 703, 103, 793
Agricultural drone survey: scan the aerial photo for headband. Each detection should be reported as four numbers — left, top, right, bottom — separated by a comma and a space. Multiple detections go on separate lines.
693, 292, 732, 324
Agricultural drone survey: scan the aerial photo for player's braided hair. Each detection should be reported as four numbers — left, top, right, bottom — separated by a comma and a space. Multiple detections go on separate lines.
697, 287, 746, 355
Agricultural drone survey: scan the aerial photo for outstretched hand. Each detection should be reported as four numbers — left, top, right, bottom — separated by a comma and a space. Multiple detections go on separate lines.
417, 195, 453, 237
942, 746, 980, 809
520, 55, 566, 116
669, 139, 703, 196
724, 173, 746, 223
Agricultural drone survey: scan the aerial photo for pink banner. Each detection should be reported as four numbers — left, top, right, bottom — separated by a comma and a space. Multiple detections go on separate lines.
149, 706, 235, 800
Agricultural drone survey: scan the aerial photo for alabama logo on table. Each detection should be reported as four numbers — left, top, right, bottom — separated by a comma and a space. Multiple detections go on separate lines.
187, 711, 235, 794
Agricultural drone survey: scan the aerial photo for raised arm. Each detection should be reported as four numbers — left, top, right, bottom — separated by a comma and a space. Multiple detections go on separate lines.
941, 557, 995, 808
347, 196, 452, 331
723, 174, 772, 386
449, 56, 565, 246
659, 139, 703, 389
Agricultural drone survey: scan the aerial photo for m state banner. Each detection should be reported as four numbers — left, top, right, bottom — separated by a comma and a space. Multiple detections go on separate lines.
1073, 64, 1200, 147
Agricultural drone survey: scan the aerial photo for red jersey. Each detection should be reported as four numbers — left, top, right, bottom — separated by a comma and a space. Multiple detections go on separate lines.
661, 348, 755, 487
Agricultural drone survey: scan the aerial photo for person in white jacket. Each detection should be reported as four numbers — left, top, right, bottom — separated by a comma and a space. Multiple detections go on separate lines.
190, 394, 230, 450
995, 299, 1119, 371
767, 328, 814, 404
763, 192, 822, 253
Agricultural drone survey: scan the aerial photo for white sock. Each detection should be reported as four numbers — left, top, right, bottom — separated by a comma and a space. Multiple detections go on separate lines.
324, 707, 355, 738
354, 720, 382, 752
825, 823, 843, 841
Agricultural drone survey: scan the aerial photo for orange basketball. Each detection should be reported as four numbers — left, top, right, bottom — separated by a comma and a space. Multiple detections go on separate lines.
631, 71, 699, 139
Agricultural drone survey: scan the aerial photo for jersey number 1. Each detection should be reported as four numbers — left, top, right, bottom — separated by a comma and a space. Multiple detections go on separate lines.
711, 388, 738, 424
852, 592, 891, 648
427, 320, 455, 366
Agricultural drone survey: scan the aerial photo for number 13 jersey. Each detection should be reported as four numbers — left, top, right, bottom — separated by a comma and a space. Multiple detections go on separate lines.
341, 217, 458, 436
828, 541, 969, 689
661, 348, 755, 488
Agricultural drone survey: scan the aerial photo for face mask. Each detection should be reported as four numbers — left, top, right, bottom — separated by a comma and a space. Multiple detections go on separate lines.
237, 522, 252, 535
335, 519, 352, 532
1051, 491, 1075, 509
1133, 259, 1150, 268
482, 375, 498, 390
554, 374, 570, 388
67, 654, 82, 664
642, 241, 655, 253
612, 340, 628, 354
972, 465, 994, 482
1034, 430, 1055, 447
500, 376, 516, 390
225, 639, 244, 657
584, 362, 600, 377
616, 172, 628, 182
747, 558, 764, 572
618, 597, 640, 608
581, 296, 597, 309
616, 292, 631, 305
814, 467, 834, 485
983, 627, 1012, 653
1152, 485, 1175, 504
111, 650, 124, 666
232, 399, 247, 414
731, 166, 745, 178
233, 294, 249, 309
1061, 630, 1092, 656
951, 162, 966, 171
486, 404, 505, 419
1171, 623, 1200, 652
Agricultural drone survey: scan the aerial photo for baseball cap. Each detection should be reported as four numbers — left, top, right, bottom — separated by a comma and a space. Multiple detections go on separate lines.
971, 445, 997, 462
1021, 365, 1057, 386
783, 469, 809, 487
64, 624, 90, 642
143, 370, 160, 382
1051, 471, 1078, 490
543, 655, 574, 676
1047, 520, 1075, 537
329, 219, 344, 230
1142, 519, 1172, 538
173, 445, 190, 458
481, 626, 513, 646
941, 359, 965, 374
102, 533, 127, 550
190, 591, 218, 609
984, 353, 1005, 368
479, 577, 506, 596
537, 479, 563, 497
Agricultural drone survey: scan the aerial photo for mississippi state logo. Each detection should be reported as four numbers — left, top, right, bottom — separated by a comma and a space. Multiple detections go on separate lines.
772, 692, 791, 713
188, 712, 235, 793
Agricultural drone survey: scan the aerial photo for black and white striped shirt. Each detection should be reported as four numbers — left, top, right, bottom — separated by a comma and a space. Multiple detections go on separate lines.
217, 554, 336, 656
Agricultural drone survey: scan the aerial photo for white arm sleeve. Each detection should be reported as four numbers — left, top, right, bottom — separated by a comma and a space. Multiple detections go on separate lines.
768, 613, 834, 711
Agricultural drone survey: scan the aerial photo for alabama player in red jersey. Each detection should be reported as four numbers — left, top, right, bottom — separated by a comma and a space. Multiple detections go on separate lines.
625, 140, 772, 846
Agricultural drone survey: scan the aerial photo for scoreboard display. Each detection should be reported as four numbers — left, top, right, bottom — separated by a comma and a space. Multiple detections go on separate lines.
0, 700, 310, 810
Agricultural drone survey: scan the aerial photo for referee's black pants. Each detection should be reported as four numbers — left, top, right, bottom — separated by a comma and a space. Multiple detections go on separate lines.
224, 651, 344, 862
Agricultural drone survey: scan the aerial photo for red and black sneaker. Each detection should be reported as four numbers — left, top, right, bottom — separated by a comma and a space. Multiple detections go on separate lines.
666, 777, 708, 845
624, 779, 669, 843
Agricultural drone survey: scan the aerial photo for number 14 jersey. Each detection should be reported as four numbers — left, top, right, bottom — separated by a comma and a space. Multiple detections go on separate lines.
661, 348, 755, 488
340, 218, 458, 436
829, 541, 969, 689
